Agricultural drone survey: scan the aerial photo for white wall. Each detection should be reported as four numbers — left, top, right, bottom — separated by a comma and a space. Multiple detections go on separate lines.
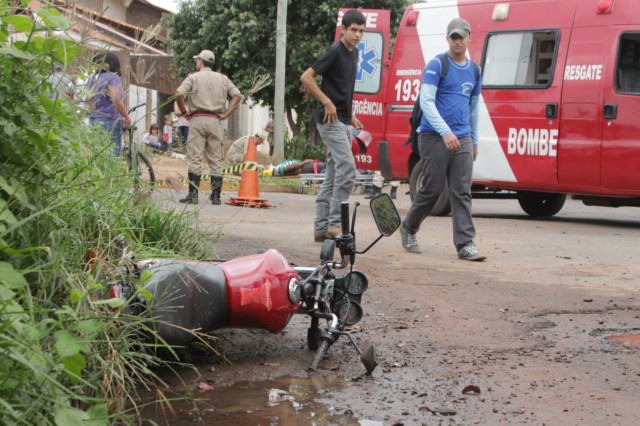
240, 99, 271, 136
128, 84, 157, 142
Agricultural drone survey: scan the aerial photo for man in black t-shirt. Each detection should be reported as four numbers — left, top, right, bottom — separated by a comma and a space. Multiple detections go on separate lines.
300, 9, 366, 243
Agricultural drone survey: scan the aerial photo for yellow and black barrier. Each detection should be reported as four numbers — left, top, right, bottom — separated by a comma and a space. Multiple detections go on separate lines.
223, 161, 259, 176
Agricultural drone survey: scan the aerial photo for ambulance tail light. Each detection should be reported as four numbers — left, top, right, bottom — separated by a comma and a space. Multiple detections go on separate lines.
596, 0, 615, 14
492, 4, 510, 21
406, 10, 419, 26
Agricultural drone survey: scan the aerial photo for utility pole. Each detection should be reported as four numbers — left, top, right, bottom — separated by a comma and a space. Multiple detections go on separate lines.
273, 0, 287, 165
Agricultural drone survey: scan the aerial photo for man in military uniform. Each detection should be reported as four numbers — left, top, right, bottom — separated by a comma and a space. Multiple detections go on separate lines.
175, 49, 242, 205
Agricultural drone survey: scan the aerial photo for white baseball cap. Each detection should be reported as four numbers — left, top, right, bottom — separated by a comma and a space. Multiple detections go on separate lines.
193, 50, 215, 63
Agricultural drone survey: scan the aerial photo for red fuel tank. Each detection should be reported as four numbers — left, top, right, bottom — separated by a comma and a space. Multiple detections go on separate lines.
220, 249, 300, 333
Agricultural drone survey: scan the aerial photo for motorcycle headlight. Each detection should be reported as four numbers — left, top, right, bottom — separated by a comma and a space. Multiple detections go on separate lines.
288, 278, 301, 305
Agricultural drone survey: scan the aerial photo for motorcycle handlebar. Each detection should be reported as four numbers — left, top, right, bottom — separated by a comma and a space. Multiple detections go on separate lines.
340, 201, 350, 235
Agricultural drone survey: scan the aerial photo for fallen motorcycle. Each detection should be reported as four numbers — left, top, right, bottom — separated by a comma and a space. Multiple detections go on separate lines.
105, 194, 400, 373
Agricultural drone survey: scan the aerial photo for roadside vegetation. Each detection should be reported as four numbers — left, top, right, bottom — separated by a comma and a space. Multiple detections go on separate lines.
0, 3, 212, 424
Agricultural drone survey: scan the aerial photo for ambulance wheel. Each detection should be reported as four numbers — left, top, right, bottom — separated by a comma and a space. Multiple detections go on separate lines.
409, 158, 451, 216
517, 191, 566, 217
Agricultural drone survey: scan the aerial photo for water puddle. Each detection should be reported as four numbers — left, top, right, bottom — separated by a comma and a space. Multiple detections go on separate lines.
139, 374, 383, 425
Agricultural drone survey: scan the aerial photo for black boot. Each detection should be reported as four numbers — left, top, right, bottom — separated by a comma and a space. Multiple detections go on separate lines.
364, 185, 382, 200
179, 172, 200, 204
390, 185, 398, 200
210, 175, 223, 205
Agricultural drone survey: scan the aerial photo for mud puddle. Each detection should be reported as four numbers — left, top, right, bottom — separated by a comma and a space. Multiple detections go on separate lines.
139, 373, 382, 425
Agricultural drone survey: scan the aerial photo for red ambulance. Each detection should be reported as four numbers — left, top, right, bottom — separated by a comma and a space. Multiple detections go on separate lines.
341, 0, 640, 216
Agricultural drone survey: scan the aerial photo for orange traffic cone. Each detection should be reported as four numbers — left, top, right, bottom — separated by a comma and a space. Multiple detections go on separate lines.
226, 136, 272, 208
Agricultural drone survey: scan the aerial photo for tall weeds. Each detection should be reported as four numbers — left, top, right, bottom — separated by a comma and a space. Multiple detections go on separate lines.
0, 2, 212, 423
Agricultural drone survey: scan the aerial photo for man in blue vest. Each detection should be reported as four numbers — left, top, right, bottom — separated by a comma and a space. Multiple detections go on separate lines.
400, 17, 486, 261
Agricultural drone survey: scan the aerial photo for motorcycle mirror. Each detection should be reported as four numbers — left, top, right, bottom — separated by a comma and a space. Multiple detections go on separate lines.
369, 194, 401, 237
320, 239, 336, 263
360, 345, 378, 374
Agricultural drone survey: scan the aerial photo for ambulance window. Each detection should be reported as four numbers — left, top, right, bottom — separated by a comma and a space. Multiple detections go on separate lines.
354, 31, 384, 94
482, 31, 558, 88
616, 34, 640, 95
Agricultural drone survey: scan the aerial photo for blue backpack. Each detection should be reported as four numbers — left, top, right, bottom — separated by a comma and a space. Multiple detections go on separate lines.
406, 53, 480, 154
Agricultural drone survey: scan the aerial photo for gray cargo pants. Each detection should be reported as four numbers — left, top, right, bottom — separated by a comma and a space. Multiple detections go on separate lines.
403, 133, 476, 251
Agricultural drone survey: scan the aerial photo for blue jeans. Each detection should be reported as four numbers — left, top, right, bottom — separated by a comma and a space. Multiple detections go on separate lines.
314, 121, 356, 232
90, 117, 123, 157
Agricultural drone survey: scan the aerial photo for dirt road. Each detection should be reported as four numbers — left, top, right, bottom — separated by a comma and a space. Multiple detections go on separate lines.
144, 186, 640, 425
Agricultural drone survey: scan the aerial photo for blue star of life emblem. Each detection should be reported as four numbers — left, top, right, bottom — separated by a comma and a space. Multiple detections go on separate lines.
356, 40, 378, 83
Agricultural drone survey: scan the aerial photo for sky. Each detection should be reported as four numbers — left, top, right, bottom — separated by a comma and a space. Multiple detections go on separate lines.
147, 0, 179, 13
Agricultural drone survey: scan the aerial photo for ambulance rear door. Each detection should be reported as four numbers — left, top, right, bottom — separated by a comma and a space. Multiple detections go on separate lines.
557, 5, 608, 191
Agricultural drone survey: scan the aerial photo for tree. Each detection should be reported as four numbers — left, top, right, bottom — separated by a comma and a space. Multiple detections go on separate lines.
166, 0, 408, 145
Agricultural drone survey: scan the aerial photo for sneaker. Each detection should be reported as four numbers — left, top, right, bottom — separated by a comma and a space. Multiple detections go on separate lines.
457, 244, 486, 261
400, 225, 421, 254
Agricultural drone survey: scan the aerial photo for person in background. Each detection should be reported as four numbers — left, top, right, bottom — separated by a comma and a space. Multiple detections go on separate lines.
142, 123, 161, 151
263, 119, 275, 156
87, 52, 132, 157
300, 9, 366, 243
175, 49, 242, 205
364, 171, 399, 200
45, 63, 74, 102
399, 17, 485, 261
162, 114, 174, 152
264, 119, 274, 136
226, 129, 271, 166
174, 99, 190, 147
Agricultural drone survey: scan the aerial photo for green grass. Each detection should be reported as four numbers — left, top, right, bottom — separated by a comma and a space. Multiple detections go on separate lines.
0, 4, 220, 423
259, 176, 302, 187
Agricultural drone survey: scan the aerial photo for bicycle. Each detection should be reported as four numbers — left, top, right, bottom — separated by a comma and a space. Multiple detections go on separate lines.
122, 103, 156, 186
